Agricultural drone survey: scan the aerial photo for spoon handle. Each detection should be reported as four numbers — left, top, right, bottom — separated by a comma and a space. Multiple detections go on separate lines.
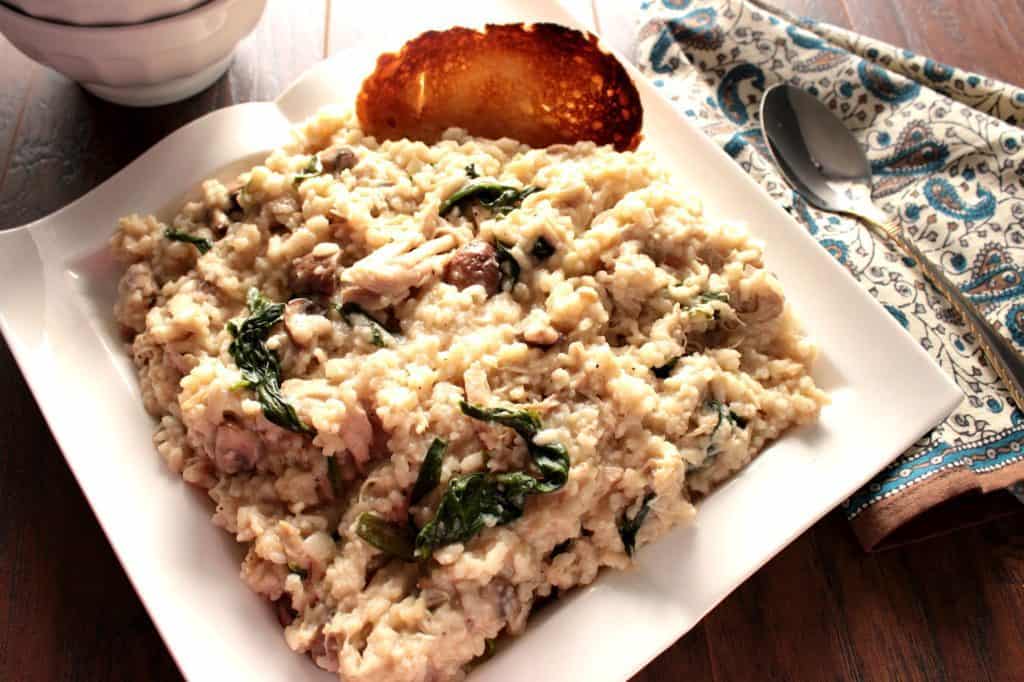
862, 215, 1024, 412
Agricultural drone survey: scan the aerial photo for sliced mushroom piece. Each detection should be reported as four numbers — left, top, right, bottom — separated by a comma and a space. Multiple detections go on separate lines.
289, 243, 341, 296
225, 181, 245, 218
317, 146, 358, 174
283, 298, 331, 347
274, 597, 297, 627
443, 240, 500, 294
490, 578, 528, 634
213, 421, 264, 474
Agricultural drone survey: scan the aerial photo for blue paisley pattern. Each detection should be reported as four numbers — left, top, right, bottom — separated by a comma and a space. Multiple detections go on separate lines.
633, 0, 1024, 542
1007, 304, 1024, 347
717, 64, 765, 123
723, 128, 766, 157
857, 61, 921, 103
922, 178, 996, 221
923, 58, 954, 82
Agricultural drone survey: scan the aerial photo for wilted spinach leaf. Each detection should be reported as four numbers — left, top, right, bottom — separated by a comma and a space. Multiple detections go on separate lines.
618, 492, 655, 557
494, 241, 520, 292
458, 401, 543, 437
415, 470, 550, 559
440, 181, 540, 217
408, 402, 571, 558
356, 403, 571, 561
164, 228, 212, 254
458, 400, 569, 492
228, 289, 314, 435
355, 512, 416, 561
410, 438, 447, 505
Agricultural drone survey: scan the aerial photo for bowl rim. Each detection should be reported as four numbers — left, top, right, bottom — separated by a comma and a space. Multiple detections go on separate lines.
0, 0, 231, 33
1, 0, 210, 28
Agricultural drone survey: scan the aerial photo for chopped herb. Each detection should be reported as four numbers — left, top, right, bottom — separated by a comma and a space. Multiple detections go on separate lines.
464, 163, 480, 179
494, 241, 520, 292
706, 398, 728, 441
440, 181, 540, 217
228, 289, 315, 435
695, 399, 748, 467
651, 356, 680, 379
530, 236, 555, 261
164, 228, 212, 254
458, 401, 542, 438
410, 438, 447, 505
699, 291, 730, 304
684, 290, 732, 321
355, 512, 416, 561
618, 492, 655, 557
293, 155, 324, 186
337, 302, 392, 348
706, 398, 747, 438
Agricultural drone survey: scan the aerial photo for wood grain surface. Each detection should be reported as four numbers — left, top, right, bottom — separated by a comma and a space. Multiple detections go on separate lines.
0, 1, 1020, 681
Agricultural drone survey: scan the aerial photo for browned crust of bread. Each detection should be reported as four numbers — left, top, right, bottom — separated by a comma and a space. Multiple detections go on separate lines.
356, 23, 643, 152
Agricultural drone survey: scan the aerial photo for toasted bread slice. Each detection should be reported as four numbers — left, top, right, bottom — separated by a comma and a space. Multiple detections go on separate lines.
357, 23, 642, 151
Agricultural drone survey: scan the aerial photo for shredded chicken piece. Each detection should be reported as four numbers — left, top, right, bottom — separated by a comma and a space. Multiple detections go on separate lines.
736, 271, 785, 324
340, 400, 374, 464
341, 234, 455, 300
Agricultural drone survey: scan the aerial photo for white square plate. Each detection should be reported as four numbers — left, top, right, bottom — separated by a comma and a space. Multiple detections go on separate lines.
0, 1, 961, 680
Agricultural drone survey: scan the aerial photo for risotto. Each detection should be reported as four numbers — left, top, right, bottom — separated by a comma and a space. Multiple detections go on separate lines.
112, 107, 826, 681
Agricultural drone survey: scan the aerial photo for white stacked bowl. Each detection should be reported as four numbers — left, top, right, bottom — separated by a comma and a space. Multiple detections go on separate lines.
0, 0, 268, 106
7, 0, 209, 25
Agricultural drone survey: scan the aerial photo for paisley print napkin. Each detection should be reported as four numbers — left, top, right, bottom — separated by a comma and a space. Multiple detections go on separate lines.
628, 0, 1024, 549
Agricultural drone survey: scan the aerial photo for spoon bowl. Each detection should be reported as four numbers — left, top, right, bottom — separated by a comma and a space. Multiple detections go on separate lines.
759, 83, 1024, 412
760, 84, 874, 215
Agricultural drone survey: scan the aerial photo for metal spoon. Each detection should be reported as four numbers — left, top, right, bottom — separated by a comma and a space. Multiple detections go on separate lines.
760, 83, 1024, 411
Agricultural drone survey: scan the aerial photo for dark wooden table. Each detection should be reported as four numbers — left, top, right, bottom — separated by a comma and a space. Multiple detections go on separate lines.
1, 1, 1021, 680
